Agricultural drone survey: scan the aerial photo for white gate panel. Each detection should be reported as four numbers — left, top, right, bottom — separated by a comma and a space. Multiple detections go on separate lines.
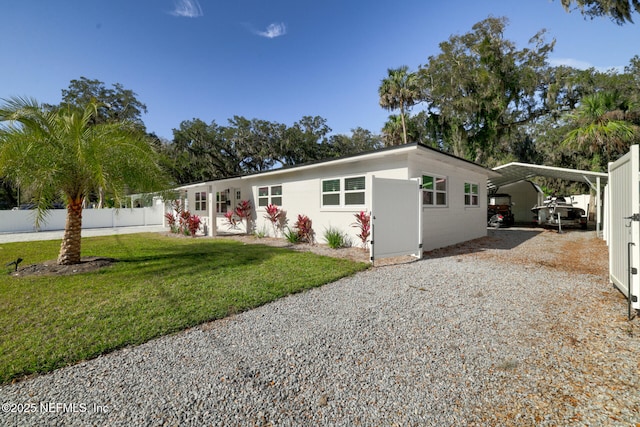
608, 144, 640, 310
371, 177, 421, 261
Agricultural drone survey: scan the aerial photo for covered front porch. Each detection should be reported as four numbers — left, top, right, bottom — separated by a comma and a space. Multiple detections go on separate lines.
171, 178, 250, 236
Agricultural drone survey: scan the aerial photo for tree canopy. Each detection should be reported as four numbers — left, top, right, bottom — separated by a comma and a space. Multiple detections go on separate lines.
559, 0, 640, 24
60, 77, 148, 128
415, 17, 556, 164
378, 16, 640, 178
162, 116, 382, 185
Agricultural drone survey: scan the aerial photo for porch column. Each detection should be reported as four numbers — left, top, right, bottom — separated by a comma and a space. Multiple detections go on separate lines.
208, 185, 216, 237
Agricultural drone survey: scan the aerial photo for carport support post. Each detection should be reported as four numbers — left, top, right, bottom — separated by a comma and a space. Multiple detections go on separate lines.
557, 213, 563, 234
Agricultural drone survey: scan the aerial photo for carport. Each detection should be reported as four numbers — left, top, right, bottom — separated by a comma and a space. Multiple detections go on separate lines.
488, 162, 608, 235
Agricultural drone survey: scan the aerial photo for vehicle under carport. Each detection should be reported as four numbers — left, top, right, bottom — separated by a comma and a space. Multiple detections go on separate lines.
488, 162, 608, 235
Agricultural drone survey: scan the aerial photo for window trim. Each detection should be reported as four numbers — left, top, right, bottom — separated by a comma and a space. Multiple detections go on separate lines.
216, 190, 228, 215
194, 191, 207, 211
464, 182, 480, 207
321, 175, 366, 208
258, 185, 283, 207
421, 174, 448, 207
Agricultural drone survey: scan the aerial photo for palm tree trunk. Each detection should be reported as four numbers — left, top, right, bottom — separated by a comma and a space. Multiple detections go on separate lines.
57, 197, 83, 265
400, 106, 408, 145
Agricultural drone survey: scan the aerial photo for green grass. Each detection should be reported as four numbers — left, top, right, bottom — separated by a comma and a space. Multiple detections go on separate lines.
0, 233, 369, 384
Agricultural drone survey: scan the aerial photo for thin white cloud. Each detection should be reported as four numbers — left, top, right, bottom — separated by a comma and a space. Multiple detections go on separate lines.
170, 0, 203, 18
549, 58, 623, 73
256, 22, 287, 39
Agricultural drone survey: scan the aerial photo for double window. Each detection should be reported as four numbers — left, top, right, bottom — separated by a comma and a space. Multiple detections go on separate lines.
464, 183, 479, 206
195, 191, 207, 211
258, 185, 282, 207
422, 175, 447, 206
321, 176, 366, 207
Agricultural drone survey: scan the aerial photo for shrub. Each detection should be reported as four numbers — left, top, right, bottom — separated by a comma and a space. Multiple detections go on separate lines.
294, 214, 314, 244
235, 200, 253, 234
352, 211, 371, 248
323, 227, 348, 249
164, 212, 178, 233
166, 200, 201, 236
263, 204, 286, 237
187, 214, 202, 237
179, 209, 192, 235
224, 210, 239, 229
283, 227, 300, 244
254, 225, 269, 238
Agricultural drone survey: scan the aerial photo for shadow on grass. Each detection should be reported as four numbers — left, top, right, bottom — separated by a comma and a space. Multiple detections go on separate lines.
106, 235, 289, 278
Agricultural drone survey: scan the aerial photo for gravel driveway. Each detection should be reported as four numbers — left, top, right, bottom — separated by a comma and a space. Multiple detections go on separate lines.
1, 228, 638, 426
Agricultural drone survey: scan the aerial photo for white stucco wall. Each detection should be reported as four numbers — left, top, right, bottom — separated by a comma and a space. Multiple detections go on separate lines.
408, 154, 489, 251
248, 154, 409, 244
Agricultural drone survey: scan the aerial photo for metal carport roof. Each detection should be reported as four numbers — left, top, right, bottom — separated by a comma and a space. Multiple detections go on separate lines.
489, 162, 608, 234
488, 162, 608, 191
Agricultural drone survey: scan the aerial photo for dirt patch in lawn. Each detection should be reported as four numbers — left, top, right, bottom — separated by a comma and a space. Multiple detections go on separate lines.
9, 257, 117, 278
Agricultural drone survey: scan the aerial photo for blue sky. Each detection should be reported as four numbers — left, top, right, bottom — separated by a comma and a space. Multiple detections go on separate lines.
2, 0, 640, 141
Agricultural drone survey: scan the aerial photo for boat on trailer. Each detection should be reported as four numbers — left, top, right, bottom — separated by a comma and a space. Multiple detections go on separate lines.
531, 196, 587, 229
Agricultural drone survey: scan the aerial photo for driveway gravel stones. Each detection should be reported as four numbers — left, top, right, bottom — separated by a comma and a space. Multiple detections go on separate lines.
1, 228, 638, 426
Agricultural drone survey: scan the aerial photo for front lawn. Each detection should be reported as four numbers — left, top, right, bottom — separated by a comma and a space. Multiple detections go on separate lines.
0, 233, 369, 384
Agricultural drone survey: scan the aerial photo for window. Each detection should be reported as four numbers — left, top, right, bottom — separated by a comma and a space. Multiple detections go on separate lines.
322, 179, 340, 206
258, 185, 283, 207
216, 191, 228, 214
321, 176, 366, 207
464, 183, 479, 206
422, 175, 447, 206
195, 191, 207, 211
345, 177, 365, 205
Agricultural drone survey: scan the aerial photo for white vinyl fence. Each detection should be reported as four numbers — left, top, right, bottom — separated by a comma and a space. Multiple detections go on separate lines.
608, 144, 640, 314
0, 205, 164, 233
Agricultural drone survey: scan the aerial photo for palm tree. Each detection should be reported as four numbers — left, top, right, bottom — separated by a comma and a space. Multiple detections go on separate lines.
382, 115, 405, 146
378, 66, 421, 145
0, 97, 167, 265
562, 91, 639, 169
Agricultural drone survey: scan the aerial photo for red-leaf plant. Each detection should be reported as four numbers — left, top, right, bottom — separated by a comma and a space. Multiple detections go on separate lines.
187, 214, 202, 237
263, 203, 286, 237
294, 214, 314, 244
352, 211, 371, 248
224, 210, 238, 229
234, 200, 253, 234
164, 212, 177, 233
165, 200, 202, 236
179, 209, 192, 236
166, 200, 184, 234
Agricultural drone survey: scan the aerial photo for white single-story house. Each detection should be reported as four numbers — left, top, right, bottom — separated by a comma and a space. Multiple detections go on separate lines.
173, 143, 501, 261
